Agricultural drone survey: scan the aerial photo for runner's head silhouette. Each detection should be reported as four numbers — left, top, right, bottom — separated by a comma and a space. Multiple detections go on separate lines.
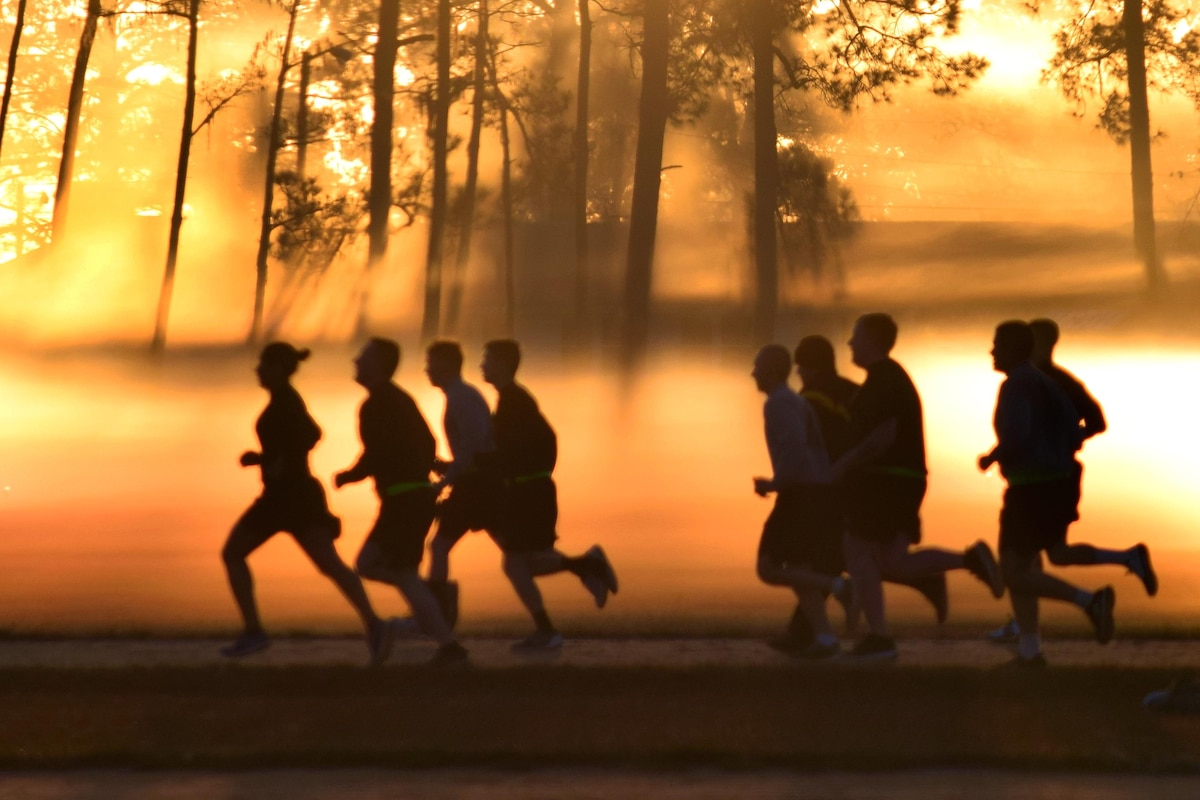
256, 342, 309, 389
354, 338, 400, 390
482, 339, 521, 388
425, 340, 463, 389
794, 335, 837, 386
753, 345, 792, 394
849, 313, 897, 369
991, 320, 1034, 374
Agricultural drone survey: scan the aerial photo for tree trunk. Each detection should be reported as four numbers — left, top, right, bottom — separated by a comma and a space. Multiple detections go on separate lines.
445, 0, 488, 335
362, 0, 401, 338
421, 0, 452, 341
50, 0, 101, 243
485, 33, 516, 335
621, 0, 669, 364
248, 0, 301, 346
573, 0, 592, 328
151, 0, 200, 351
499, 105, 515, 336
752, 0, 778, 343
296, 50, 312, 181
1123, 0, 1163, 294
0, 0, 28, 159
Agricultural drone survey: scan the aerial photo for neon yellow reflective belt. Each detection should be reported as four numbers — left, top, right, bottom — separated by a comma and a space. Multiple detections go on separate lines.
513, 471, 553, 484
385, 481, 433, 496
804, 391, 851, 421
871, 466, 926, 480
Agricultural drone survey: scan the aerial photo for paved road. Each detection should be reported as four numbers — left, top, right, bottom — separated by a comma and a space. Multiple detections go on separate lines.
2, 636, 1199, 670
6, 638, 1200, 796
2, 768, 1200, 799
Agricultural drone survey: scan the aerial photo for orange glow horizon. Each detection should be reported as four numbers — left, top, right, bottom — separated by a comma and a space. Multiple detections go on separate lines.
2, 332, 1198, 636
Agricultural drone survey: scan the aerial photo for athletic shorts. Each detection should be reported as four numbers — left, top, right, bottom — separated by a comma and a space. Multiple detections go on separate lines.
435, 471, 502, 544
493, 477, 559, 555
758, 485, 843, 576
844, 473, 926, 544
998, 478, 1077, 559
365, 487, 438, 570
234, 475, 341, 545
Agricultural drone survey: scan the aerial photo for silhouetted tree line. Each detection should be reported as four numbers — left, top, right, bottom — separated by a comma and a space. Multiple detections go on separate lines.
0, 0, 1194, 353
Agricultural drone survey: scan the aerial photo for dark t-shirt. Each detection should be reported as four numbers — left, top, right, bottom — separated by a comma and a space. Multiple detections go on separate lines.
848, 357, 927, 477
993, 362, 1079, 484
801, 373, 859, 461
256, 385, 321, 489
492, 383, 557, 479
350, 383, 436, 493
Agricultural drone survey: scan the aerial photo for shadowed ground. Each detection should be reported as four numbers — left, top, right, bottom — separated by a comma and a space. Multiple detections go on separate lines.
3, 638, 1200, 771
4, 768, 1200, 800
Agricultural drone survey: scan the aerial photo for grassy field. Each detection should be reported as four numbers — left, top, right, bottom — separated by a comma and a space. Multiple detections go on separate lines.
4, 663, 1200, 771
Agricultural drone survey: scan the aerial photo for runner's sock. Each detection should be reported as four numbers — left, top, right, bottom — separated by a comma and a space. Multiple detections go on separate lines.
1074, 589, 1092, 608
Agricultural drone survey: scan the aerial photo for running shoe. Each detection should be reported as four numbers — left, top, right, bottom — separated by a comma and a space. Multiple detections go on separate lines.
848, 634, 898, 661
368, 618, 395, 666
511, 630, 564, 653
987, 617, 1020, 645
1144, 677, 1200, 713
964, 540, 1005, 599
1086, 586, 1116, 644
219, 631, 269, 658
582, 573, 608, 609
911, 573, 949, 624
586, 545, 619, 594
1130, 543, 1158, 597
429, 641, 470, 668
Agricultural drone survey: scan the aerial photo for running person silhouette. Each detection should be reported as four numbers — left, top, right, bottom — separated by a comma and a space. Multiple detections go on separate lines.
982, 321, 1131, 666
480, 339, 618, 651
988, 319, 1155, 644
834, 314, 1004, 660
1031, 318, 1155, 581
783, 336, 948, 647
752, 345, 851, 659
424, 340, 499, 628
220, 342, 386, 660
334, 338, 468, 667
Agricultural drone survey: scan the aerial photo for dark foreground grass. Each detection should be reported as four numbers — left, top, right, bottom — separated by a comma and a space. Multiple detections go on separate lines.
4, 664, 1200, 771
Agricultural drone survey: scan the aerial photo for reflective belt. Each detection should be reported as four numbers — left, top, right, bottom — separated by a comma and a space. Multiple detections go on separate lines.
871, 466, 926, 480
385, 481, 433, 496
804, 391, 851, 421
